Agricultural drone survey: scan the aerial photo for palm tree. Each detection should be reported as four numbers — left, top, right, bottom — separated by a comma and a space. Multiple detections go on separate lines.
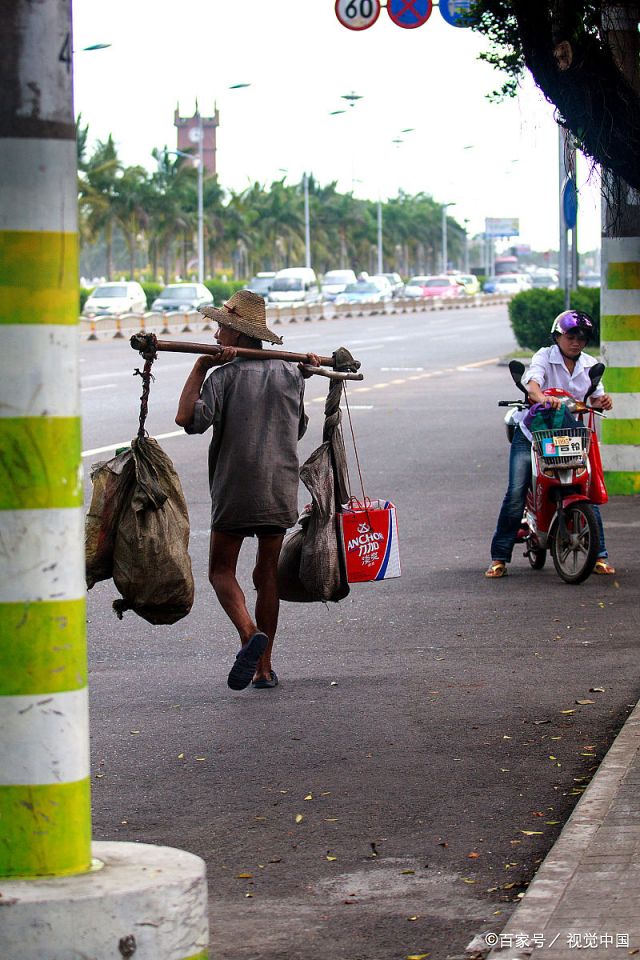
77, 134, 121, 279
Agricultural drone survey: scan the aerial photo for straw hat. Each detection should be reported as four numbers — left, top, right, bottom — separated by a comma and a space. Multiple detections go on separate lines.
199, 290, 283, 345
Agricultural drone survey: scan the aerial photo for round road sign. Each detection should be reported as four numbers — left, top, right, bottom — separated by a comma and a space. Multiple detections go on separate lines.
387, 0, 433, 29
439, 0, 474, 27
335, 0, 381, 31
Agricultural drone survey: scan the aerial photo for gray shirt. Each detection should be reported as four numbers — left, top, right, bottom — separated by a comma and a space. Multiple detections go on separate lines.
185, 357, 308, 531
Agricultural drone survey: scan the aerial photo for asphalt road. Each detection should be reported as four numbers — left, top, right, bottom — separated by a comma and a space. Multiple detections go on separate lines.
82, 304, 640, 960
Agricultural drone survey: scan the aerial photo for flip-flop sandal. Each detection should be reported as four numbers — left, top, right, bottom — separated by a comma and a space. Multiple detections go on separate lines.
252, 670, 279, 690
227, 632, 268, 690
485, 561, 507, 578
594, 559, 616, 575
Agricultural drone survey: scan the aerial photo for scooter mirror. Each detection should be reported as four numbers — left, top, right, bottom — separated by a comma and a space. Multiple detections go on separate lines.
508, 359, 528, 396
584, 361, 606, 401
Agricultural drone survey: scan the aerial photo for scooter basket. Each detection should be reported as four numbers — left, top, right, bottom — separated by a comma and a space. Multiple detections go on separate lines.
532, 426, 591, 468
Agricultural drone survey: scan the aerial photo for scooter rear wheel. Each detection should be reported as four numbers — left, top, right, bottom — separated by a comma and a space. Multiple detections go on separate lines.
551, 502, 599, 584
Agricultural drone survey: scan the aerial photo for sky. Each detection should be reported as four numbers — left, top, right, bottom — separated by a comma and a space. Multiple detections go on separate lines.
72, 0, 603, 254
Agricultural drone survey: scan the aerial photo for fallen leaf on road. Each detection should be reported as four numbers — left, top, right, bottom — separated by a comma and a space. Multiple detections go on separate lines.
237, 873, 253, 879
408, 916, 419, 921
407, 954, 430, 959
560, 709, 576, 715
195, 757, 206, 761
324, 818, 339, 822
326, 855, 337, 861
462, 878, 476, 884
575, 699, 595, 705
401, 869, 415, 875
177, 753, 184, 759
129, 730, 140, 735
295, 814, 304, 824
520, 830, 543, 836
467, 852, 480, 859
304, 794, 313, 801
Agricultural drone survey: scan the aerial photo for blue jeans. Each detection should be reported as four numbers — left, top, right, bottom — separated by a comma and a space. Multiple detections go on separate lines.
490, 427, 607, 562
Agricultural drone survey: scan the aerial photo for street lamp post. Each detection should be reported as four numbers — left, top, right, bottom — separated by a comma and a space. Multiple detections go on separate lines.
442, 202, 455, 274
197, 114, 204, 284
303, 172, 311, 269
377, 200, 383, 273
169, 137, 203, 284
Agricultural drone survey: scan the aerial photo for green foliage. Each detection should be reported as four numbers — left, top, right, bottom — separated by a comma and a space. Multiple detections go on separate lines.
80, 287, 92, 312
142, 282, 164, 310
205, 279, 247, 303
509, 287, 600, 351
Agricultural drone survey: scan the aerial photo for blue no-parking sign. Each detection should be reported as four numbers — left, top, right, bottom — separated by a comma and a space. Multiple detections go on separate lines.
387, 0, 433, 29
439, 0, 474, 27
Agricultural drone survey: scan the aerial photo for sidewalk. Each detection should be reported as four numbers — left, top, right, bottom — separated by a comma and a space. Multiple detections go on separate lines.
474, 699, 640, 958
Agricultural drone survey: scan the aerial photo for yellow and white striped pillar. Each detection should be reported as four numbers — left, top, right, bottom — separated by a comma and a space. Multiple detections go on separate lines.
600, 236, 640, 494
1, 5, 209, 958
0, 0, 90, 878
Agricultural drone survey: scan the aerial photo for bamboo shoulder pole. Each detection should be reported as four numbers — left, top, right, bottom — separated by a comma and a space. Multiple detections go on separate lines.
130, 332, 361, 371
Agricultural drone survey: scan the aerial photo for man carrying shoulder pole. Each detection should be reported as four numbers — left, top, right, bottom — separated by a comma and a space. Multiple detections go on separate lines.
176, 290, 320, 691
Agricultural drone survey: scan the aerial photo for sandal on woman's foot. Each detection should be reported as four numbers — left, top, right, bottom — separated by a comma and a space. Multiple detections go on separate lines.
485, 561, 507, 578
594, 559, 616, 575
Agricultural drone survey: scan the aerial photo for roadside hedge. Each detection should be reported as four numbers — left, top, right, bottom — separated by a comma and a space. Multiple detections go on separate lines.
204, 279, 246, 303
509, 287, 600, 351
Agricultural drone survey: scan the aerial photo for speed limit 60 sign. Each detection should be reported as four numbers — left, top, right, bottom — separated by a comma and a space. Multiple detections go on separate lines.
335, 0, 381, 30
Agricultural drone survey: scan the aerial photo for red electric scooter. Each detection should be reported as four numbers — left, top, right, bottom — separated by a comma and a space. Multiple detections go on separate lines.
499, 359, 607, 585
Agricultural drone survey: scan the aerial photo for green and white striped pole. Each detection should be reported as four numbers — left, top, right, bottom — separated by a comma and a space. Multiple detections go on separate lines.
601, 237, 640, 494
1, 4, 209, 956
0, 0, 90, 879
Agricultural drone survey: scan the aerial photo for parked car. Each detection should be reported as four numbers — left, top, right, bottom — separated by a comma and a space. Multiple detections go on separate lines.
420, 276, 465, 299
378, 272, 404, 296
489, 274, 529, 295
83, 281, 147, 316
335, 280, 390, 305
403, 276, 431, 298
151, 282, 214, 313
246, 272, 276, 299
530, 270, 559, 290
456, 273, 481, 296
321, 269, 357, 301
267, 267, 321, 305
369, 275, 394, 300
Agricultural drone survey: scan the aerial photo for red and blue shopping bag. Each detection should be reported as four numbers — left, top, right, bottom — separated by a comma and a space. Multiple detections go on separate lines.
338, 498, 401, 583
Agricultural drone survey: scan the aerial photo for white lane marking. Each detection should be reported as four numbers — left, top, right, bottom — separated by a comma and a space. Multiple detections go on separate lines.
381, 367, 424, 372
83, 358, 498, 456
81, 384, 117, 392
0, 508, 85, 603
0, 689, 90, 786
82, 429, 185, 458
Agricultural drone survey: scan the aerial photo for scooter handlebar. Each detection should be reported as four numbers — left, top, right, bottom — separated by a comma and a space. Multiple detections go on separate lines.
498, 400, 527, 407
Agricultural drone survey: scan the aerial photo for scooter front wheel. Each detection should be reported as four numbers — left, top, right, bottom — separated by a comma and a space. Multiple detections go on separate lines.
551, 502, 599, 584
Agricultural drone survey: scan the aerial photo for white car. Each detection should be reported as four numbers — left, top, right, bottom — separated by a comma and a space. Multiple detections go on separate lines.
83, 281, 147, 316
369, 275, 394, 300
493, 274, 530, 295
151, 283, 213, 312
403, 276, 430, 298
321, 269, 357, 301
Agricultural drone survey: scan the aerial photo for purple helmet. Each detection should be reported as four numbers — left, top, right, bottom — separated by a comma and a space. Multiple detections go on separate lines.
551, 310, 594, 338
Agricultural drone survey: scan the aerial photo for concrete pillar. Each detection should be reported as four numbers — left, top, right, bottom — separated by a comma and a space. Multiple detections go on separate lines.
0, 3, 209, 955
600, 2, 640, 494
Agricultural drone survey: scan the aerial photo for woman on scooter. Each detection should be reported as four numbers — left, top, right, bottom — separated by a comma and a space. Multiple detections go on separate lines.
485, 309, 614, 578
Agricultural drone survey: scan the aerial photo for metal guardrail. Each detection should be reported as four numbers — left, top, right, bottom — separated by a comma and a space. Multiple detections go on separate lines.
79, 293, 510, 341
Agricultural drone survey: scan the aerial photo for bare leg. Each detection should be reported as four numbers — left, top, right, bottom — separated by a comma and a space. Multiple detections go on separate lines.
252, 533, 285, 681
208, 531, 256, 645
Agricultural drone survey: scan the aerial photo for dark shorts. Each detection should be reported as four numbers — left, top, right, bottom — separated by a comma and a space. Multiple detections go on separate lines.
213, 525, 287, 539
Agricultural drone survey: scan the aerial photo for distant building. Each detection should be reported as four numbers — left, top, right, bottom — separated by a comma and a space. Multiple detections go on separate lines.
174, 102, 219, 175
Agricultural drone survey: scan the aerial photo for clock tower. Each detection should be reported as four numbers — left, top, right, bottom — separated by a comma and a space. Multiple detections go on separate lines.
174, 102, 219, 175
